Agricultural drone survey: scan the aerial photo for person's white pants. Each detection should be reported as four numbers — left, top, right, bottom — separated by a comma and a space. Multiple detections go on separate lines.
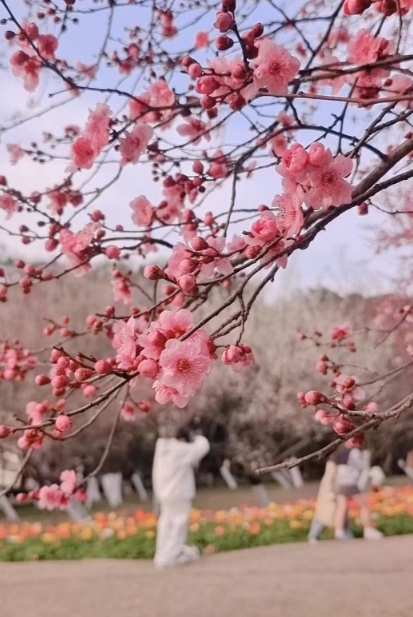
154, 499, 194, 567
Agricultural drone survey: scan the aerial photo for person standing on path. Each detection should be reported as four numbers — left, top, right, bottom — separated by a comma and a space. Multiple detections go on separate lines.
308, 445, 353, 543
152, 427, 210, 568
333, 439, 383, 541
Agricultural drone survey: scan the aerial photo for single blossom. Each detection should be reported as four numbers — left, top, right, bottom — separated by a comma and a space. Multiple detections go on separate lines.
112, 317, 137, 367
157, 338, 212, 397
84, 103, 112, 152
253, 38, 300, 95
70, 136, 97, 170
198, 237, 233, 280
6, 144, 25, 166
347, 30, 391, 65
176, 118, 210, 144
38, 485, 66, 511
273, 191, 304, 237
60, 470, 77, 496
195, 31, 209, 48
153, 382, 189, 408
130, 195, 154, 227
37, 34, 58, 60
0, 193, 18, 220
331, 323, 353, 340
112, 279, 132, 305
119, 123, 153, 166
247, 211, 279, 246
305, 150, 353, 209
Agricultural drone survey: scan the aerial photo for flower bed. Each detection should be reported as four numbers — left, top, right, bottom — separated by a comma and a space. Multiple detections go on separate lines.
1, 486, 413, 562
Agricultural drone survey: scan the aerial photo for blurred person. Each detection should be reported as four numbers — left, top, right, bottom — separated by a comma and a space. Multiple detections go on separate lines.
398, 449, 413, 481
333, 438, 383, 541
308, 447, 353, 544
152, 427, 210, 568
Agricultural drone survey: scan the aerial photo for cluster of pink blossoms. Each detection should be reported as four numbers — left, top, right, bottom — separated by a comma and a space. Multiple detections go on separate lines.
185, 35, 300, 112
112, 309, 215, 408
9, 23, 58, 92
162, 236, 233, 293
111, 308, 254, 408
0, 342, 37, 382
69, 104, 112, 171
298, 372, 377, 441
17, 470, 84, 511
59, 222, 100, 276
344, 0, 413, 17
275, 142, 353, 210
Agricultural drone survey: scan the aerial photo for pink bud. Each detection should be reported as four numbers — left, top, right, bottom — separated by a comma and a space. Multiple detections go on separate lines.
51, 375, 68, 389
75, 368, 92, 382
55, 414, 73, 434
82, 384, 97, 398
50, 349, 62, 363
315, 360, 328, 375
0, 425, 10, 439
215, 35, 234, 51
57, 356, 70, 369
91, 209, 104, 222
197, 75, 219, 95
343, 377, 356, 389
245, 245, 261, 259
178, 258, 198, 274
138, 400, 151, 412
214, 10, 234, 32
365, 401, 378, 413
188, 62, 202, 79
35, 374, 51, 386
307, 142, 326, 167
86, 315, 96, 327
95, 360, 112, 374
191, 236, 209, 251
358, 203, 368, 216
178, 274, 197, 292
333, 415, 355, 435
139, 358, 159, 379
343, 0, 371, 15
200, 95, 215, 110
147, 330, 167, 347
144, 265, 164, 280
192, 161, 204, 175
105, 245, 121, 259
222, 345, 241, 364
204, 211, 214, 226
304, 390, 326, 405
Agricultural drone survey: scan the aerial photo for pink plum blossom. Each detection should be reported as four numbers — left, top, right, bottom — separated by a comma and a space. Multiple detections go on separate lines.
253, 39, 300, 95
0, 194, 18, 220
38, 485, 66, 510
119, 123, 153, 166
60, 470, 77, 496
305, 150, 353, 209
157, 338, 212, 397
273, 191, 304, 237
130, 196, 154, 227
7, 144, 25, 166
112, 317, 137, 368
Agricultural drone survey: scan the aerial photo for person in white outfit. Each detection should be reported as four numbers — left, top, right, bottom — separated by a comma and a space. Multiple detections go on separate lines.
152, 428, 210, 568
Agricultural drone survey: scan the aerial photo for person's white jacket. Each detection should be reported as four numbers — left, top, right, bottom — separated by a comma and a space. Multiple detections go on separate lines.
152, 435, 210, 503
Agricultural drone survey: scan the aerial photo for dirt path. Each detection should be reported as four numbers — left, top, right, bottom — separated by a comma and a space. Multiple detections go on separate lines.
1, 536, 412, 617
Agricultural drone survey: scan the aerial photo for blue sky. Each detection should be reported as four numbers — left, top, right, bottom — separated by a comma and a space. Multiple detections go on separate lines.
0, 0, 402, 298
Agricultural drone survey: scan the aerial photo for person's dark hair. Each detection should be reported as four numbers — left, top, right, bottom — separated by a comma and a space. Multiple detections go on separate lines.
176, 427, 191, 442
